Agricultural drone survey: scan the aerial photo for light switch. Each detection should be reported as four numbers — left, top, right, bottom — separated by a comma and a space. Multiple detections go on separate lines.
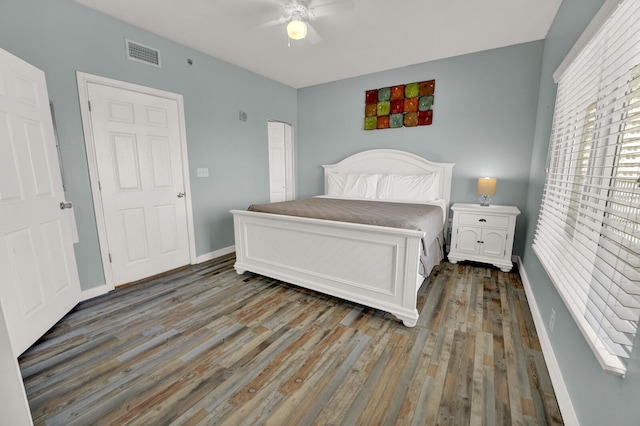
196, 168, 209, 178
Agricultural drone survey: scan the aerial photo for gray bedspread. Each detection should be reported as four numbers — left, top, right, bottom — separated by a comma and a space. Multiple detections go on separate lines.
247, 197, 444, 275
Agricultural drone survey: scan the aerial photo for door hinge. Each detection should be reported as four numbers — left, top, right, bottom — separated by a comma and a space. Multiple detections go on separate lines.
108, 253, 112, 263
88, 100, 92, 111
98, 180, 102, 191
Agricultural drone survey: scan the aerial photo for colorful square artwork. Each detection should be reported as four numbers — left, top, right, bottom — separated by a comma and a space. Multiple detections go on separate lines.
405, 83, 419, 98
419, 95, 434, 111
390, 99, 404, 114
377, 101, 390, 116
377, 116, 390, 129
404, 97, 418, 112
366, 90, 378, 104
364, 79, 435, 130
418, 110, 433, 125
378, 87, 391, 102
390, 85, 405, 100
365, 103, 377, 117
390, 113, 403, 128
419, 80, 435, 96
364, 116, 377, 130
404, 112, 418, 127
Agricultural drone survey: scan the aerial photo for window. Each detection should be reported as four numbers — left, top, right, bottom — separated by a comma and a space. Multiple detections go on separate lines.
533, 0, 640, 376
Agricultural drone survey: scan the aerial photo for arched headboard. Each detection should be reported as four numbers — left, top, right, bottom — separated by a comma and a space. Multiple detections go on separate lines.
322, 149, 455, 222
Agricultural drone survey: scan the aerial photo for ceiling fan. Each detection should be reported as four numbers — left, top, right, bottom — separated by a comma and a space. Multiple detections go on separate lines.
261, 0, 354, 45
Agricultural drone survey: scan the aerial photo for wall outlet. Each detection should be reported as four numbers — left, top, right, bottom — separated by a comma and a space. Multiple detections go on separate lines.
549, 308, 556, 333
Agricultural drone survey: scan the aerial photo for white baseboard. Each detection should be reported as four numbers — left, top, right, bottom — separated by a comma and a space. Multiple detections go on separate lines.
80, 283, 111, 302
517, 257, 578, 426
195, 245, 235, 264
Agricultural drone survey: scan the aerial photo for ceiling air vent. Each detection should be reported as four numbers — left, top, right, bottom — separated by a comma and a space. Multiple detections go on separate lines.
125, 39, 161, 68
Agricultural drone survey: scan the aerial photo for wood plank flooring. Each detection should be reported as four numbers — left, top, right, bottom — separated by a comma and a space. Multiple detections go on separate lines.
18, 254, 563, 425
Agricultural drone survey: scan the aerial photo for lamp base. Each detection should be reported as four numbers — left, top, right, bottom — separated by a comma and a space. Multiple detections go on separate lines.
479, 195, 491, 206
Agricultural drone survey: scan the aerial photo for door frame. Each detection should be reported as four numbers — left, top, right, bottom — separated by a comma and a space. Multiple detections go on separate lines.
76, 72, 196, 290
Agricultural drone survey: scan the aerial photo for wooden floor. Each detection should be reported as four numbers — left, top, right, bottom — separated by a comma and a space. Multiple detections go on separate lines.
19, 254, 563, 425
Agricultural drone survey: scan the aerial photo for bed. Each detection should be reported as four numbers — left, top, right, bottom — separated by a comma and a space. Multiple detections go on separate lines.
230, 149, 454, 327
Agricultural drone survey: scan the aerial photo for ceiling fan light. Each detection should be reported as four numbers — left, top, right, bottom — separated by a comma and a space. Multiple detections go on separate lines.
287, 20, 307, 40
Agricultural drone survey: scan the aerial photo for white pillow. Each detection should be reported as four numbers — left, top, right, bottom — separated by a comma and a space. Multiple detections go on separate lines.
327, 173, 379, 198
377, 173, 440, 202
327, 172, 348, 197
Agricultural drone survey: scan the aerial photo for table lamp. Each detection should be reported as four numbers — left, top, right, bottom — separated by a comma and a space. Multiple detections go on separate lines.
477, 177, 497, 206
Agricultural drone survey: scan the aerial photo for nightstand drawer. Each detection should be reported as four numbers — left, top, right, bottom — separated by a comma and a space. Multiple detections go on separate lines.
458, 213, 509, 228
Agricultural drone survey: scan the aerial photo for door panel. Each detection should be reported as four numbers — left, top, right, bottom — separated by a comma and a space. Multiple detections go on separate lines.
150, 137, 172, 187
5, 229, 45, 314
121, 207, 149, 263
113, 133, 141, 190
156, 204, 179, 253
0, 47, 81, 356
41, 219, 73, 292
88, 82, 190, 285
0, 113, 22, 202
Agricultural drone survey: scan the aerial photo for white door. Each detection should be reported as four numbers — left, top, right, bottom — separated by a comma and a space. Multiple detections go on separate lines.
87, 83, 190, 285
0, 48, 81, 357
268, 121, 295, 202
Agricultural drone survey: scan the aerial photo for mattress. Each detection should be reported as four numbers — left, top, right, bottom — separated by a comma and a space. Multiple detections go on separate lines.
247, 197, 444, 275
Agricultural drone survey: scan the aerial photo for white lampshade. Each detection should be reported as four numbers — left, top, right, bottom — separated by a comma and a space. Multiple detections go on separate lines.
287, 19, 307, 40
477, 177, 497, 195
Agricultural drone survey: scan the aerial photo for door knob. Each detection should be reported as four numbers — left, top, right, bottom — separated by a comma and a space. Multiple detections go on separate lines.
60, 201, 73, 209
177, 192, 186, 198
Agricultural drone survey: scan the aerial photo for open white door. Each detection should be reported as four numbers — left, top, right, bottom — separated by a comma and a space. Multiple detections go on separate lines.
268, 121, 295, 202
0, 48, 81, 357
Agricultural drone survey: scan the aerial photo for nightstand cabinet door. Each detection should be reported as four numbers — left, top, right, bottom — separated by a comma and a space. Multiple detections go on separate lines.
448, 203, 520, 272
455, 227, 507, 257
479, 228, 507, 257
456, 227, 482, 254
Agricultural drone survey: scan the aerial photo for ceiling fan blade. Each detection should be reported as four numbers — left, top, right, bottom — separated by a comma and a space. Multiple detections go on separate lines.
250, 0, 289, 29
310, 0, 355, 18
258, 16, 288, 29
305, 22, 322, 44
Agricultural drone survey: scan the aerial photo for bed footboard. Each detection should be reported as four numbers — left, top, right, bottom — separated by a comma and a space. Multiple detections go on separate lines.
231, 210, 425, 327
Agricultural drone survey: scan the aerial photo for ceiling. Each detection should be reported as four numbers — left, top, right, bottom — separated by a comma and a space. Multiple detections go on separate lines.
73, 0, 562, 89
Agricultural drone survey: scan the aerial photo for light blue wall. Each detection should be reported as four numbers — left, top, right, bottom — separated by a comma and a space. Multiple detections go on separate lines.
3, 0, 639, 422
0, 0, 297, 290
523, 0, 640, 425
297, 42, 544, 257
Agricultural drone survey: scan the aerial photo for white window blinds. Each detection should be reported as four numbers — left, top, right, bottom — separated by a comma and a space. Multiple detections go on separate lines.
533, 0, 640, 377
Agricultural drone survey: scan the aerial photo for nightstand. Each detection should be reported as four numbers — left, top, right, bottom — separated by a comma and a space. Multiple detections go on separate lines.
448, 203, 520, 272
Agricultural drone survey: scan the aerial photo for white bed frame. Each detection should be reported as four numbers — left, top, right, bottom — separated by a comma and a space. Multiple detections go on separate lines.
231, 149, 454, 327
